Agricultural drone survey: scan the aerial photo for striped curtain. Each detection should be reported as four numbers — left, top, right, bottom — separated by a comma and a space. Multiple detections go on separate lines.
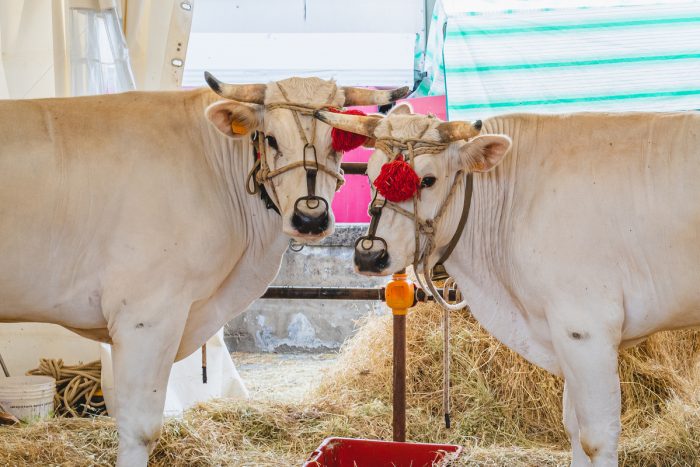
421, 0, 700, 121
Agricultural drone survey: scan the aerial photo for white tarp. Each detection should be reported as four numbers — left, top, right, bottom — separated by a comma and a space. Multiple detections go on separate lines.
100, 330, 247, 418
421, 0, 700, 120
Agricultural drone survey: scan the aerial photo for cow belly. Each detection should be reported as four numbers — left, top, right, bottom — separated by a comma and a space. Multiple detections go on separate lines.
0, 277, 108, 330
619, 273, 700, 341
64, 325, 112, 343
0, 222, 105, 328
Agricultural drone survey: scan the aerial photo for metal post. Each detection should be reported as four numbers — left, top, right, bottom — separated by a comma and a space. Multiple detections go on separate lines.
201, 343, 207, 384
384, 270, 414, 443
393, 312, 406, 442
0, 351, 9, 377
339, 162, 367, 175
258, 286, 457, 303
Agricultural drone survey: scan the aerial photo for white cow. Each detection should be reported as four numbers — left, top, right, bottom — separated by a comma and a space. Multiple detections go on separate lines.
0, 76, 407, 466
315, 105, 700, 466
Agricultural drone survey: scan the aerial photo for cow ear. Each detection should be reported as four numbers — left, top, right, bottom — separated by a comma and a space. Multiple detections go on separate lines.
388, 102, 413, 116
205, 101, 262, 138
458, 134, 511, 172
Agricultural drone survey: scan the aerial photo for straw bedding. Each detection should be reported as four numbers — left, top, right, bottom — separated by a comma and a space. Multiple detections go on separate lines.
1, 303, 699, 466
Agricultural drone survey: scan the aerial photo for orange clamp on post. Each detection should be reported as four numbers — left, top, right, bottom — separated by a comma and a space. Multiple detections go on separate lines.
387, 271, 414, 442
385, 272, 415, 316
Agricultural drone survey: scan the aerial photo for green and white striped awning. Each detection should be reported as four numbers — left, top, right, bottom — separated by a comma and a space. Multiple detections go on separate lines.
418, 0, 700, 121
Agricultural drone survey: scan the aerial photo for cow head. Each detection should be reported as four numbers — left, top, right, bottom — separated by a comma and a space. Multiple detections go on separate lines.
204, 73, 409, 241
315, 104, 511, 275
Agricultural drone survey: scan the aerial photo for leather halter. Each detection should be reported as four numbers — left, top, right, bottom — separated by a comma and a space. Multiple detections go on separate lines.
431, 173, 472, 281
245, 82, 345, 213
361, 129, 476, 310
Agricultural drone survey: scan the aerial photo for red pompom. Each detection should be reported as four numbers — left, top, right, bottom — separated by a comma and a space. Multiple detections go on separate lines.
373, 155, 420, 202
329, 108, 368, 152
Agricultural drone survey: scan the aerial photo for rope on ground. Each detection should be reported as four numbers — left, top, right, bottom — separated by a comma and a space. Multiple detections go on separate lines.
27, 359, 106, 417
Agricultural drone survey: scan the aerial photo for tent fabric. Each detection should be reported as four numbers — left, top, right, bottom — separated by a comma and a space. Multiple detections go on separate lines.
100, 330, 248, 418
421, 0, 700, 120
124, 0, 194, 90
0, 1, 56, 99
68, 6, 135, 95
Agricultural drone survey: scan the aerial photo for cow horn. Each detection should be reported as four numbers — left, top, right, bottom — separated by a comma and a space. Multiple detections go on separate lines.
313, 110, 380, 138
342, 86, 410, 106
436, 120, 483, 142
204, 71, 266, 104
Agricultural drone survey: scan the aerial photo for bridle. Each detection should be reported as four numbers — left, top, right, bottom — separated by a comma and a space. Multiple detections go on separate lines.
245, 82, 345, 215
357, 122, 476, 311
355, 119, 479, 430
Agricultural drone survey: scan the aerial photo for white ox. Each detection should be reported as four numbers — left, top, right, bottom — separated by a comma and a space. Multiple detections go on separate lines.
316, 105, 700, 466
0, 76, 406, 466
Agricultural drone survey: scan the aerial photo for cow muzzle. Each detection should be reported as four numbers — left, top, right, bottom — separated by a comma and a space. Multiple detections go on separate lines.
354, 236, 390, 274
291, 196, 330, 236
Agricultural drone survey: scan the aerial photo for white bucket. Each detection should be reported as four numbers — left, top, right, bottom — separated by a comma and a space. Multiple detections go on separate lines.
0, 375, 55, 422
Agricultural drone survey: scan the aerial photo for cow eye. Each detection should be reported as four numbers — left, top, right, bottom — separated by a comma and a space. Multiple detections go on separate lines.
420, 176, 437, 188
265, 135, 278, 150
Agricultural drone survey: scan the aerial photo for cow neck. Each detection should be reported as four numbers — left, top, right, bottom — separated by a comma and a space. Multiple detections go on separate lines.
196, 93, 283, 253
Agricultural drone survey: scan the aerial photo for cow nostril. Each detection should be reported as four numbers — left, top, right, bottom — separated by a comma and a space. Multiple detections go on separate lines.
354, 249, 390, 273
292, 210, 329, 235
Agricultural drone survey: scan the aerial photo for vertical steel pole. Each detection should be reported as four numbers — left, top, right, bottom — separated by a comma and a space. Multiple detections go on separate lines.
201, 343, 207, 384
385, 270, 414, 443
0, 351, 9, 377
392, 311, 406, 442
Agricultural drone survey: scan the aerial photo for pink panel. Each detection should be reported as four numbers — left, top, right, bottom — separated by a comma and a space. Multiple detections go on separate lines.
332, 95, 447, 223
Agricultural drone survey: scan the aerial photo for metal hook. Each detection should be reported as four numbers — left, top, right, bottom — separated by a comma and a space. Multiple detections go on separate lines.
354, 234, 388, 253
294, 195, 328, 216
303, 143, 318, 172
303, 143, 319, 200
289, 238, 305, 252
365, 191, 386, 238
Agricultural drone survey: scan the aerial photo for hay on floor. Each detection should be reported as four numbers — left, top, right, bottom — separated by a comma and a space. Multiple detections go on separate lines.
1, 302, 699, 466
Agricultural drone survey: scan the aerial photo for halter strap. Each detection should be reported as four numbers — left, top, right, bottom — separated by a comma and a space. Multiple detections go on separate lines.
432, 173, 472, 281
367, 132, 473, 311
246, 84, 344, 210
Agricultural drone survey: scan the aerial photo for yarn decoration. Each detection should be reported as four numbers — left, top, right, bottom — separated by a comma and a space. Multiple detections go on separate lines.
373, 154, 420, 202
328, 108, 368, 152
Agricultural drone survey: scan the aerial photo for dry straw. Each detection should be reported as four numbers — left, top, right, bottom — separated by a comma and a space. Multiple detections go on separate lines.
1, 302, 699, 466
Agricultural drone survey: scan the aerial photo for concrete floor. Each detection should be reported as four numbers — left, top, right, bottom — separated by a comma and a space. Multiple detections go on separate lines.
232, 352, 338, 402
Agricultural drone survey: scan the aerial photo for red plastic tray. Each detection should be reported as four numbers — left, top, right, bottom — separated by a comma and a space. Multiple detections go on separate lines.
303, 437, 462, 467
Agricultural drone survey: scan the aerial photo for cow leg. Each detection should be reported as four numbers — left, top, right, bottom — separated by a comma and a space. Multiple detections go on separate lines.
563, 381, 592, 467
551, 315, 622, 467
108, 297, 189, 467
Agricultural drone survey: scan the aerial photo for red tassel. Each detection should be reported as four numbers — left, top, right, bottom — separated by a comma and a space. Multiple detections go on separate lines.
328, 108, 368, 152
373, 155, 420, 202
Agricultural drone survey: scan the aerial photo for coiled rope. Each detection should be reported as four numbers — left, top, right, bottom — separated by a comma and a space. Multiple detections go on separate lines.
27, 359, 105, 417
